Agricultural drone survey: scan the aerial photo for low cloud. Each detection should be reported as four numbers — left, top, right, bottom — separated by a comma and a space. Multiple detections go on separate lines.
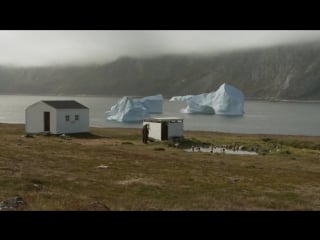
0, 30, 320, 66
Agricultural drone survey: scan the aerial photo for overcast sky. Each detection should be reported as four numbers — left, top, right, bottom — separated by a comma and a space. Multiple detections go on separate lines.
1, 30, 320, 66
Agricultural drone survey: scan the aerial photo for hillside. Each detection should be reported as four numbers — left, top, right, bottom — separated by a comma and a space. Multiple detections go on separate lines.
1, 41, 320, 99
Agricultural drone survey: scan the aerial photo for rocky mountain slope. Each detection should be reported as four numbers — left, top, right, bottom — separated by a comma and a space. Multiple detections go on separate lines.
1, 41, 320, 100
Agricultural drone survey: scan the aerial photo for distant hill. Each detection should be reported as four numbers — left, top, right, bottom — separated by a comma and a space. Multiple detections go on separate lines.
1, 41, 320, 100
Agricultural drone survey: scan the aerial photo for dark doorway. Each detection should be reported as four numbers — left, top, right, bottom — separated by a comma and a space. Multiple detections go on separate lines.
161, 122, 168, 140
44, 112, 50, 132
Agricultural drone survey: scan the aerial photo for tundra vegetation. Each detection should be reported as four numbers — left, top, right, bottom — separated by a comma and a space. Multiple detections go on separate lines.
1, 123, 320, 210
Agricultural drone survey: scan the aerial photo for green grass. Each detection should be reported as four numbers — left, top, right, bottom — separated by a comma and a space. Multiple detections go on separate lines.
1, 123, 320, 210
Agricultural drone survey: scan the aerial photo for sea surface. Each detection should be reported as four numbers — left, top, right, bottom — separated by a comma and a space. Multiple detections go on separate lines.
0, 94, 320, 136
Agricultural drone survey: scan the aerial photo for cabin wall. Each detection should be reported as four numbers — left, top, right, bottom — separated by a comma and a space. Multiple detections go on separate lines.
144, 121, 162, 140
25, 102, 57, 134
56, 109, 89, 134
168, 122, 184, 139
143, 120, 184, 141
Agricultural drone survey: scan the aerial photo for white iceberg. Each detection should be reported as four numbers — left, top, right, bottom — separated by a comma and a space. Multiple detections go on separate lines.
106, 96, 148, 122
106, 94, 163, 122
169, 95, 193, 102
138, 94, 163, 113
170, 83, 244, 116
211, 83, 244, 115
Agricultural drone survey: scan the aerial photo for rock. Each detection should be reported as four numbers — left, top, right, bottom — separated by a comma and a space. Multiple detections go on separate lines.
96, 165, 109, 169
60, 134, 72, 140
0, 196, 26, 210
23, 134, 34, 138
87, 201, 110, 211
239, 145, 247, 151
228, 177, 242, 183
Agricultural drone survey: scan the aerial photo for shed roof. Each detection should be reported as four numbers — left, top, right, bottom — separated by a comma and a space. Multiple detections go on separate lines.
144, 117, 183, 123
42, 100, 88, 109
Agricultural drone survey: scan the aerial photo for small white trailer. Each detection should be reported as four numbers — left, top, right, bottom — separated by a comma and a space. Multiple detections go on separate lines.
143, 117, 184, 141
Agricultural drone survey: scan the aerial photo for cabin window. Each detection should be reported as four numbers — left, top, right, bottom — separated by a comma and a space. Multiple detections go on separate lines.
75, 115, 79, 120
65, 115, 70, 121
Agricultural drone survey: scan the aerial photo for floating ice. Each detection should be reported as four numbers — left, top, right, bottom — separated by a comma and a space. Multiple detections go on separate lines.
138, 94, 163, 113
170, 83, 244, 116
106, 96, 148, 122
210, 83, 244, 115
106, 94, 163, 122
169, 95, 193, 102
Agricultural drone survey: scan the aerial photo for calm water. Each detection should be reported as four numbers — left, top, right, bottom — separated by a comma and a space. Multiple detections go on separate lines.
0, 94, 320, 136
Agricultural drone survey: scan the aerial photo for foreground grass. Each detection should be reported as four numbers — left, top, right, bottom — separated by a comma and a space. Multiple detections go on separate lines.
0, 123, 320, 210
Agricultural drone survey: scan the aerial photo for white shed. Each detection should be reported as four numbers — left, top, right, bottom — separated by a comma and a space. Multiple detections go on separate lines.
25, 100, 89, 134
143, 117, 184, 141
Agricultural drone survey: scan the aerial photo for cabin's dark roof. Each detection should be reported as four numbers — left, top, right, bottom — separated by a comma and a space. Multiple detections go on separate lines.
42, 100, 88, 109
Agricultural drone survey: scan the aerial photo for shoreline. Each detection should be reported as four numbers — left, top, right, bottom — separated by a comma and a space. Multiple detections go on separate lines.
2, 122, 319, 138
1, 93, 320, 103
245, 97, 320, 103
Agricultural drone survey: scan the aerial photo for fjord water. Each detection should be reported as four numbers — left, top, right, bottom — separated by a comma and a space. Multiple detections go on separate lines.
0, 95, 320, 136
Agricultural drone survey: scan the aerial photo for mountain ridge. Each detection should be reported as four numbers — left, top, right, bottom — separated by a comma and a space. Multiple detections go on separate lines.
1, 41, 320, 100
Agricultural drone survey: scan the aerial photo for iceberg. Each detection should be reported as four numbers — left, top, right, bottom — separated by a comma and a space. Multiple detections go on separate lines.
180, 92, 216, 114
138, 94, 163, 113
170, 83, 244, 116
106, 96, 148, 122
211, 83, 244, 115
169, 95, 193, 102
106, 94, 163, 122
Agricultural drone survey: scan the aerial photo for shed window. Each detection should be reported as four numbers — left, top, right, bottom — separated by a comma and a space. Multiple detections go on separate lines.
75, 115, 79, 120
65, 115, 70, 121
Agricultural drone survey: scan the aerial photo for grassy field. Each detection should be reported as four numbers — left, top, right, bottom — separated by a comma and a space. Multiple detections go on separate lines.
1, 123, 320, 210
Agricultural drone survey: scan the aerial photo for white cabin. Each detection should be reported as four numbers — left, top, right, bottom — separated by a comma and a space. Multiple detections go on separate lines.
143, 117, 184, 141
25, 100, 89, 134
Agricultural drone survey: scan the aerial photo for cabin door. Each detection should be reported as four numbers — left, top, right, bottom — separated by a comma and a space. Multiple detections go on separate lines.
161, 122, 168, 140
44, 112, 50, 132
